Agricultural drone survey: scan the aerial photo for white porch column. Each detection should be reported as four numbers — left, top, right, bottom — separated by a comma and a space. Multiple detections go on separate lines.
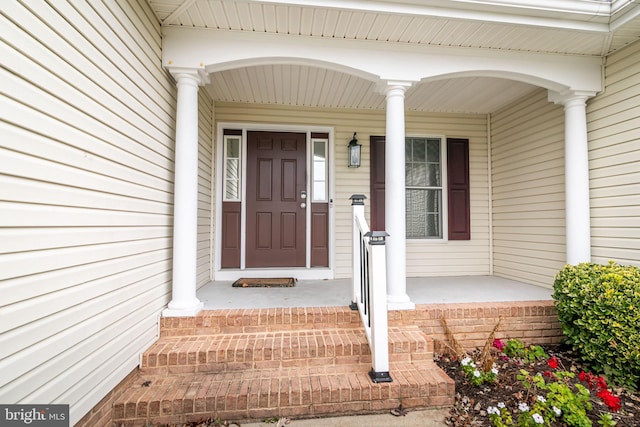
163, 72, 205, 317
383, 82, 415, 310
550, 90, 596, 265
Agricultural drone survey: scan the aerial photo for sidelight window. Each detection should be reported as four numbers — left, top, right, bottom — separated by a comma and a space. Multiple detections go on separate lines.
223, 135, 241, 201
312, 138, 328, 202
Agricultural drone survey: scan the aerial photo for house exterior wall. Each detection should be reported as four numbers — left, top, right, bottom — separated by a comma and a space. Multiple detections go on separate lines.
587, 40, 640, 266
198, 92, 214, 287
490, 39, 640, 286
0, 1, 214, 424
213, 102, 490, 279
490, 89, 566, 288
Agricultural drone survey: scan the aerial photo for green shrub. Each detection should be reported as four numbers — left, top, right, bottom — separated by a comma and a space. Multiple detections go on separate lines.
553, 262, 640, 390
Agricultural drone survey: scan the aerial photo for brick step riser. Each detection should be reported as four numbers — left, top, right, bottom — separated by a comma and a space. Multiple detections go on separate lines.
160, 309, 364, 336
115, 393, 454, 427
140, 351, 435, 376
141, 332, 434, 374
113, 362, 454, 427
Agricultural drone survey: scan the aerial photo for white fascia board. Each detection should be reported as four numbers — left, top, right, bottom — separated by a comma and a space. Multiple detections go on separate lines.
610, 3, 640, 31
253, 0, 611, 31
163, 27, 603, 93
611, 0, 638, 15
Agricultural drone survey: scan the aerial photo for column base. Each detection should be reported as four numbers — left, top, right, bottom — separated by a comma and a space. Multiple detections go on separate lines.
387, 294, 415, 311
369, 369, 393, 383
162, 300, 204, 317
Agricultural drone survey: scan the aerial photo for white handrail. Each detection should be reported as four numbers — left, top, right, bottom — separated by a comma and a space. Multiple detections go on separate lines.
350, 195, 392, 383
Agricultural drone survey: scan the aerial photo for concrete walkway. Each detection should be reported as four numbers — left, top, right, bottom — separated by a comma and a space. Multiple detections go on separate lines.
243, 408, 449, 427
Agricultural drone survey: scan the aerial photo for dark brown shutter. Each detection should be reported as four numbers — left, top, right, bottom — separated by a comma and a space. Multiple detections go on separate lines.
447, 138, 470, 240
370, 136, 386, 231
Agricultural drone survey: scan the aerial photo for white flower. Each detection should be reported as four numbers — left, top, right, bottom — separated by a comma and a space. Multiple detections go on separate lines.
536, 395, 546, 403
518, 402, 530, 412
532, 413, 544, 424
470, 362, 477, 368
552, 406, 562, 417
473, 370, 481, 378
461, 357, 472, 366
487, 406, 500, 415
497, 402, 506, 409
491, 368, 499, 375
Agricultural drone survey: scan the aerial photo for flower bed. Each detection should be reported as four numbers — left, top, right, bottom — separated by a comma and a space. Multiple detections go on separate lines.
436, 340, 639, 426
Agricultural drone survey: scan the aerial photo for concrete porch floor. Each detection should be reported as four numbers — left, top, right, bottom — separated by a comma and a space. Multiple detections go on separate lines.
197, 275, 553, 310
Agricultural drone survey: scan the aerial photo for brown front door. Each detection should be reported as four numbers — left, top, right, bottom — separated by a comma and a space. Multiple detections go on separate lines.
246, 131, 307, 267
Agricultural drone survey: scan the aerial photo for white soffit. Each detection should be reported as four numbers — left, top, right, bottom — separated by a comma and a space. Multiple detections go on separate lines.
148, 0, 639, 55
149, 0, 638, 113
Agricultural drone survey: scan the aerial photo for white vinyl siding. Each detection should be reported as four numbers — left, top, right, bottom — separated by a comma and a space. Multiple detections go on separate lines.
490, 88, 566, 288
587, 40, 640, 266
213, 102, 490, 278
0, 1, 179, 424
198, 91, 214, 287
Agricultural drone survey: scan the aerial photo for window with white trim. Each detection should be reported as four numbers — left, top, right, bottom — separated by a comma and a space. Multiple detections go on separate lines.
223, 135, 241, 201
405, 137, 443, 239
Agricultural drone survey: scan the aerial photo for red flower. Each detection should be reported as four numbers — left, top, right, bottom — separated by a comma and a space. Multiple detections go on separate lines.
597, 376, 608, 391
493, 339, 506, 351
579, 371, 599, 389
598, 389, 621, 412
547, 356, 559, 369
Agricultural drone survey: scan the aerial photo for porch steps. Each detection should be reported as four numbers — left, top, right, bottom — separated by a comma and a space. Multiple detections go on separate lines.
112, 308, 455, 426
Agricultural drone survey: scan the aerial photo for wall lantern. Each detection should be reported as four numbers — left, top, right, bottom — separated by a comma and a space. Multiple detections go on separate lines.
347, 133, 361, 168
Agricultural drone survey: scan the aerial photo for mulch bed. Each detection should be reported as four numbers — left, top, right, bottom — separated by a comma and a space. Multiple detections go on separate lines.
435, 345, 640, 426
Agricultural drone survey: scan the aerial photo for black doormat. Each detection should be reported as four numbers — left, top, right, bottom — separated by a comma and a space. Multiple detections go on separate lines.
232, 277, 296, 288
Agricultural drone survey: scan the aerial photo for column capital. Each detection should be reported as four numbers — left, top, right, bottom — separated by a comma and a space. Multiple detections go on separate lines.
167, 67, 210, 86
548, 89, 596, 107
376, 80, 414, 96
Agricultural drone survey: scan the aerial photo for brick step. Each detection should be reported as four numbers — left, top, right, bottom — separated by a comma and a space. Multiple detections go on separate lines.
141, 326, 433, 375
113, 360, 454, 426
159, 307, 363, 337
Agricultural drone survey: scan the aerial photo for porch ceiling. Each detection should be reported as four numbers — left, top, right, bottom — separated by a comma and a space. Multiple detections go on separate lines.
207, 64, 540, 114
149, 0, 640, 114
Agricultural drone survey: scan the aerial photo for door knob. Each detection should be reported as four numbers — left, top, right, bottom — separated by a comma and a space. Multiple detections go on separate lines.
300, 202, 306, 209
